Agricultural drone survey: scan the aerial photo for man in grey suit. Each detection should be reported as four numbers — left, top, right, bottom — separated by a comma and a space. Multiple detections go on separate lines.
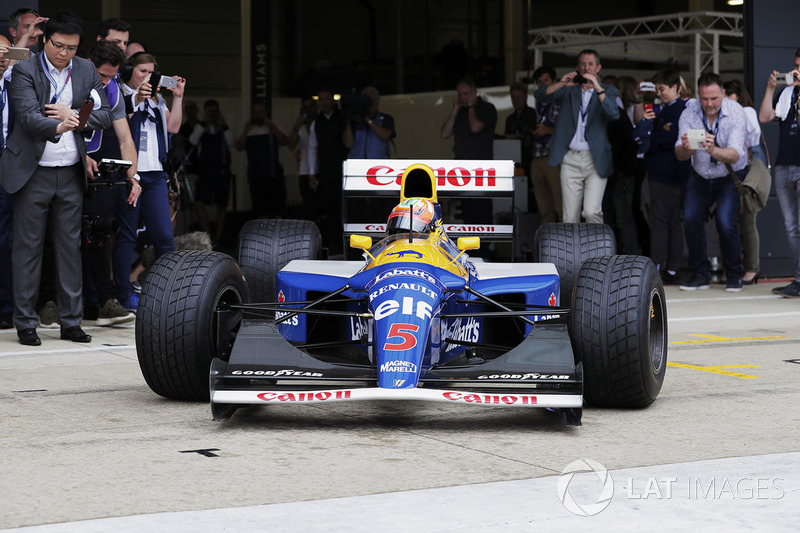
534, 49, 619, 223
0, 12, 112, 346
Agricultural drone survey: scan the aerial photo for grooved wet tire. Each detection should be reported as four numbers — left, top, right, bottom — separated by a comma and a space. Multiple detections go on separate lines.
535, 223, 616, 306
570, 255, 667, 408
136, 250, 249, 401
238, 219, 321, 303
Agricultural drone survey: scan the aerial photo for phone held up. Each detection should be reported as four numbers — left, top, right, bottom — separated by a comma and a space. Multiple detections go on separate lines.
2, 47, 31, 60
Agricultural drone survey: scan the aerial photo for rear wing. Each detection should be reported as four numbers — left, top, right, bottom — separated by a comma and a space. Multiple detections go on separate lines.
342, 159, 515, 242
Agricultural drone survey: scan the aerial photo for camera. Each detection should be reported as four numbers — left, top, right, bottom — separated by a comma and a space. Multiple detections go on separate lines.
341, 93, 373, 123
149, 72, 178, 90
776, 72, 796, 85
81, 215, 119, 248
572, 71, 587, 85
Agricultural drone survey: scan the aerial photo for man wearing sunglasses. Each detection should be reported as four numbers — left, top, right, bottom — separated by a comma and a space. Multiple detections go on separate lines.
0, 12, 112, 346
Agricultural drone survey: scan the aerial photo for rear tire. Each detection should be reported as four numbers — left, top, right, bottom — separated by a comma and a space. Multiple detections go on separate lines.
237, 219, 321, 302
136, 250, 248, 401
535, 223, 616, 306
570, 255, 667, 408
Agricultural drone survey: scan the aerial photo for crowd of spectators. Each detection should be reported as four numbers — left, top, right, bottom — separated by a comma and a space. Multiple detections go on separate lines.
1, 16, 797, 346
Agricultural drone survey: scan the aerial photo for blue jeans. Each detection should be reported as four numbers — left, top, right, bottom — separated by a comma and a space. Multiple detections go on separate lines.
683, 170, 743, 281
113, 171, 175, 301
774, 165, 800, 280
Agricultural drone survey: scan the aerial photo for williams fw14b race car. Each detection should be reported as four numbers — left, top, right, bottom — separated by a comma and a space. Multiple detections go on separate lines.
135, 160, 667, 425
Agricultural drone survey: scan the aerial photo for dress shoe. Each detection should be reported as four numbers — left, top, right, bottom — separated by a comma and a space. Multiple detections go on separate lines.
0, 312, 13, 329
60, 326, 92, 343
742, 272, 760, 285
18, 328, 42, 346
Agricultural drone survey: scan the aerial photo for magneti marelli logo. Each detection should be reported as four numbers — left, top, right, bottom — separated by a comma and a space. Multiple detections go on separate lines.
557, 459, 614, 516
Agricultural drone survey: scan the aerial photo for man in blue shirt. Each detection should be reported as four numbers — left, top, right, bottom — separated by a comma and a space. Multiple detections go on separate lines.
342, 86, 395, 159
675, 72, 748, 292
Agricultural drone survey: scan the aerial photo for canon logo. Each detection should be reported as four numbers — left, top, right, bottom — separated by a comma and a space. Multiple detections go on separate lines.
366, 166, 497, 187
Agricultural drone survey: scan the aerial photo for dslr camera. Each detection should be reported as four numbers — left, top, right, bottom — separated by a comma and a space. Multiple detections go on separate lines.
341, 93, 373, 123
572, 71, 588, 85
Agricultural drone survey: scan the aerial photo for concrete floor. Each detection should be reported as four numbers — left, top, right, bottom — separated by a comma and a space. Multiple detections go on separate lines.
1, 279, 799, 531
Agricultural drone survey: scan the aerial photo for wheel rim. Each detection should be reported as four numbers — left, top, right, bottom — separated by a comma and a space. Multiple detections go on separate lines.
212, 284, 244, 362
648, 288, 666, 373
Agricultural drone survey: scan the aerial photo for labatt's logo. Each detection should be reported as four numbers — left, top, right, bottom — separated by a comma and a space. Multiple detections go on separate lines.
366, 165, 497, 187
443, 317, 480, 351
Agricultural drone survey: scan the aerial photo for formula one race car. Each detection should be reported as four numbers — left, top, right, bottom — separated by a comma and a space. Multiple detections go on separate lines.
135, 161, 667, 425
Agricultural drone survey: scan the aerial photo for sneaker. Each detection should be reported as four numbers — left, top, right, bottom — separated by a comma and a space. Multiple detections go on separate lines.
679, 274, 710, 291
778, 281, 800, 299
132, 280, 142, 294
122, 293, 140, 312
97, 299, 136, 326
772, 284, 791, 295
725, 278, 744, 292
660, 271, 681, 285
38, 301, 60, 329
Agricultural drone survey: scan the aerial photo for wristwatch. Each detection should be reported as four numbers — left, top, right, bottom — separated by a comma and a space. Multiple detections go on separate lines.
130, 173, 141, 182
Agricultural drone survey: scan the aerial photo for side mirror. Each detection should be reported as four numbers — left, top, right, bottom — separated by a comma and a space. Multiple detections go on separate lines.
457, 237, 480, 251
350, 235, 373, 250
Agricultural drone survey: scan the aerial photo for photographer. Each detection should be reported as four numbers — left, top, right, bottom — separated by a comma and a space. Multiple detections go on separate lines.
83, 40, 141, 325
533, 50, 619, 223
759, 51, 800, 298
504, 82, 538, 173
286, 96, 318, 217
236, 100, 290, 217
191, 99, 235, 241
342, 86, 396, 159
115, 53, 185, 310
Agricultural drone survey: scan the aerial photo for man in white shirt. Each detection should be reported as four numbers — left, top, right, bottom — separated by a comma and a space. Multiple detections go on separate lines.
0, 12, 112, 345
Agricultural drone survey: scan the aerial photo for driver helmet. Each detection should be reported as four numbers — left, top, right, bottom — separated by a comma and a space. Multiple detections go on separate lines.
386, 198, 442, 235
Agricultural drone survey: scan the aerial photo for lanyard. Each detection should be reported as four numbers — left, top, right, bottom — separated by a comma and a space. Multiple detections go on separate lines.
40, 53, 72, 105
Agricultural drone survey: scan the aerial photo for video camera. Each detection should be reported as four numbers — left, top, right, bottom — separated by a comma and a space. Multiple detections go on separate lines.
341, 92, 373, 123
88, 158, 133, 203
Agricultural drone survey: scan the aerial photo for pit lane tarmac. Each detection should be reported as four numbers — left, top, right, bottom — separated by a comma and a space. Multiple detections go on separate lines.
1, 280, 798, 531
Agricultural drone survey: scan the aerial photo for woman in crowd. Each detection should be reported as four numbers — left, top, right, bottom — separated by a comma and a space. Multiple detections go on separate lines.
114, 53, 186, 310
724, 79, 765, 285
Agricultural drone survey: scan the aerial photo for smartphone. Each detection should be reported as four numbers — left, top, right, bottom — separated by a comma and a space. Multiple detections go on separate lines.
644, 103, 654, 114
76, 99, 93, 131
2, 47, 31, 60
687, 129, 706, 150
158, 76, 178, 89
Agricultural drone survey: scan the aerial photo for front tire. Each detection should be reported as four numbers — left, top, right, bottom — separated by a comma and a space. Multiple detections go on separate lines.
136, 250, 249, 401
570, 255, 667, 407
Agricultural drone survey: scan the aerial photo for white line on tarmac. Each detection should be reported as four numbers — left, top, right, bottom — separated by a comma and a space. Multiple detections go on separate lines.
0, 345, 136, 357
670, 311, 800, 322
669, 295, 781, 302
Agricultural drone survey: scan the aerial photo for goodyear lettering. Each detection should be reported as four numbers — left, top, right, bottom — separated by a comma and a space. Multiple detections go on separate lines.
231, 369, 323, 377
369, 282, 437, 302
477, 373, 570, 380
379, 360, 418, 373
443, 317, 480, 351
256, 390, 352, 402
374, 297, 432, 321
442, 391, 537, 405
